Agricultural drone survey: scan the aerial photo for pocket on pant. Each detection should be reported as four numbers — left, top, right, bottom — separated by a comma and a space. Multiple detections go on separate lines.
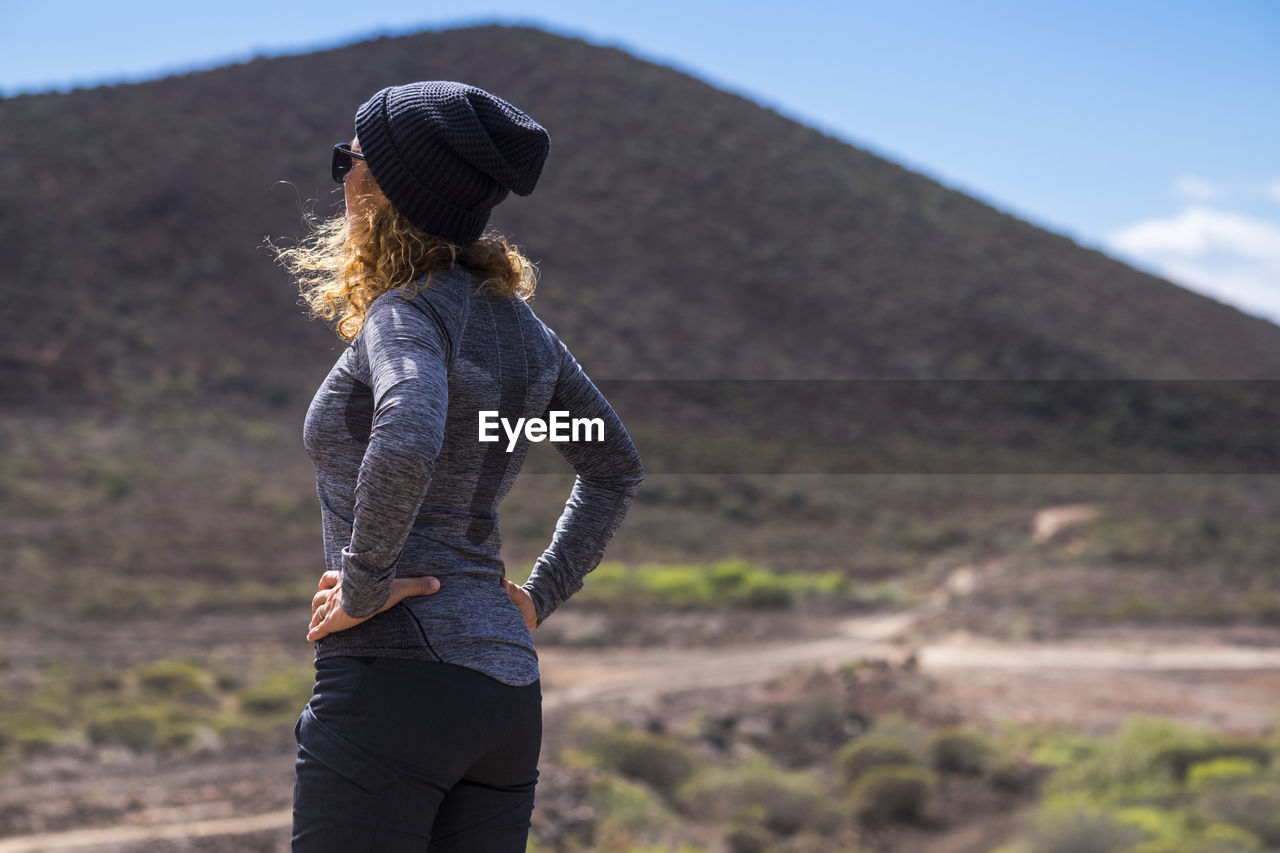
296, 703, 398, 794
306, 655, 376, 729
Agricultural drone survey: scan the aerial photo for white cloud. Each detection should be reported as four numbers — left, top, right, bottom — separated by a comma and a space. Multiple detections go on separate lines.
1268, 181, 1280, 204
1160, 262, 1280, 319
1173, 175, 1223, 201
1106, 206, 1280, 325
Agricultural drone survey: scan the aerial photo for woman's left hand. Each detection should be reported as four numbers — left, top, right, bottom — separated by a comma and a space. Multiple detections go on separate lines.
502, 578, 538, 633
308, 570, 440, 642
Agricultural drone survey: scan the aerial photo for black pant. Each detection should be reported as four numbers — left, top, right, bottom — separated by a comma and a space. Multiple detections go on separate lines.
292, 656, 542, 852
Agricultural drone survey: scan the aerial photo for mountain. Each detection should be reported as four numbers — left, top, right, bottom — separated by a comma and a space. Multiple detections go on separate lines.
3, 24, 1280, 645
4, 23, 1280, 415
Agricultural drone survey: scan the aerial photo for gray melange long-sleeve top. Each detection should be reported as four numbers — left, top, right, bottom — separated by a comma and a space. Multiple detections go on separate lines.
302, 265, 645, 686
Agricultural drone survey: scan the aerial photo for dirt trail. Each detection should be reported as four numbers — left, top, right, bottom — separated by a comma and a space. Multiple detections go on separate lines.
0, 810, 292, 853
539, 610, 1280, 734
4, 610, 1280, 851
538, 610, 919, 710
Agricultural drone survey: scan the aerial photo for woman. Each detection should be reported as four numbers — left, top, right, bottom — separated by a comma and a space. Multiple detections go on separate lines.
277, 81, 645, 852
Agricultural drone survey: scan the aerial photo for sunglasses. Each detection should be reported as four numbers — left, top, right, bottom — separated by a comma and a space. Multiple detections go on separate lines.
331, 142, 366, 184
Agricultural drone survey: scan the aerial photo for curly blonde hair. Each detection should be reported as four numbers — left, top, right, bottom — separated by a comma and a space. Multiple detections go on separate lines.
274, 194, 538, 340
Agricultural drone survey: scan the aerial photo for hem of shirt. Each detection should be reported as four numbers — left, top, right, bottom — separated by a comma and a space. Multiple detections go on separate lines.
313, 642, 541, 687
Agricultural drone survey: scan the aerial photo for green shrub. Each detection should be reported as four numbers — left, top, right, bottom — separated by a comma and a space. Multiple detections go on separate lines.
836, 732, 921, 784
15, 724, 64, 754
1195, 780, 1280, 845
1115, 806, 1198, 850
1002, 717, 1279, 853
0, 712, 65, 756
1044, 717, 1253, 801
1155, 742, 1271, 784
87, 705, 165, 751
928, 727, 994, 775
1186, 757, 1262, 790
85, 669, 126, 692
1123, 819, 1262, 853
1022, 805, 1147, 853
1031, 732, 1101, 769
569, 560, 851, 610
736, 573, 794, 608
155, 709, 220, 750
135, 660, 214, 703
986, 756, 1044, 793
679, 756, 837, 837
707, 561, 752, 593
645, 567, 714, 609
1194, 823, 1264, 853
586, 773, 673, 845
590, 729, 698, 796
724, 823, 771, 853
238, 668, 313, 716
213, 668, 245, 691
850, 765, 935, 826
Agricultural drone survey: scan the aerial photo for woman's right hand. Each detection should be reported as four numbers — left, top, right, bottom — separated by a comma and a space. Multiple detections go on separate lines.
308, 570, 441, 642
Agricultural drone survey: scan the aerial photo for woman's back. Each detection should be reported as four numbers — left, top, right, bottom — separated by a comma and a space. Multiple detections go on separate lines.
303, 264, 644, 685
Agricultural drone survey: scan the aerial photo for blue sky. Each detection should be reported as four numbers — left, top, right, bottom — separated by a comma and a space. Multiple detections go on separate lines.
6, 1, 1279, 324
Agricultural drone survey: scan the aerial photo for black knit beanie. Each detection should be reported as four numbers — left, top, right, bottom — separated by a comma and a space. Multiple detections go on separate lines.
354, 81, 551, 245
